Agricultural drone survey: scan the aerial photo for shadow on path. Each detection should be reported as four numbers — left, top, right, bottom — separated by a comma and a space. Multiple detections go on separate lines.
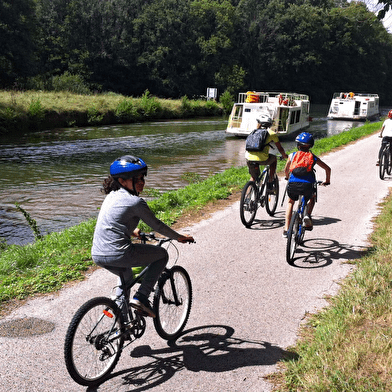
89, 325, 295, 391
289, 238, 368, 269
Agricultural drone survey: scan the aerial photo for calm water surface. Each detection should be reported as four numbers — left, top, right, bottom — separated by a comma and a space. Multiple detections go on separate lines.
0, 104, 386, 244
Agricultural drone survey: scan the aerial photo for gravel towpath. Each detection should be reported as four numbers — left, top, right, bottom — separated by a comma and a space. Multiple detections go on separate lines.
0, 133, 390, 392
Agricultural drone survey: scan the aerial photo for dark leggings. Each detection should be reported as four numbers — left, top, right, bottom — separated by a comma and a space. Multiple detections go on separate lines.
93, 243, 168, 299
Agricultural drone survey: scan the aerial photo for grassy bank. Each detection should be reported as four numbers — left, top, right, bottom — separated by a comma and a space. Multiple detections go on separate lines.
0, 90, 224, 134
0, 119, 383, 311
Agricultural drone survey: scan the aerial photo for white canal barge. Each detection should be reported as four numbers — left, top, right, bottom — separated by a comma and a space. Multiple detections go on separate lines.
226, 91, 310, 136
327, 92, 379, 120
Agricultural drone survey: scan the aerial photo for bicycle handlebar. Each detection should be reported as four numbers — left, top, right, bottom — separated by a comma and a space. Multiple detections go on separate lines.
139, 232, 195, 245
139, 232, 171, 246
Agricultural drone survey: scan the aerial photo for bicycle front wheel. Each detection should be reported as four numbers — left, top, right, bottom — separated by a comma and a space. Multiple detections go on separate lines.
265, 174, 279, 216
240, 181, 258, 227
153, 266, 192, 340
380, 147, 387, 180
64, 297, 125, 386
286, 211, 301, 266
387, 148, 392, 175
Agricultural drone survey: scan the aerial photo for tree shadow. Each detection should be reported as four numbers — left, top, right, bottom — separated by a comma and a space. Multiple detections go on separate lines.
88, 325, 296, 391
289, 238, 368, 269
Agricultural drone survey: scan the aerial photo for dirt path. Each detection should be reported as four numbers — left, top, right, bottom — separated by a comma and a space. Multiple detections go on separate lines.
0, 133, 390, 392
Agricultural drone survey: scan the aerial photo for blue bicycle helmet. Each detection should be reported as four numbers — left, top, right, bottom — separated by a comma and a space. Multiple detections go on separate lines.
110, 155, 148, 179
295, 132, 314, 147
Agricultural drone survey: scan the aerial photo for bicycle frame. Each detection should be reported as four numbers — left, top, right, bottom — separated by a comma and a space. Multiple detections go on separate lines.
250, 167, 267, 208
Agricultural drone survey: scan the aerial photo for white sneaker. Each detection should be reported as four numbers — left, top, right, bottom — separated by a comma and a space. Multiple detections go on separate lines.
304, 215, 313, 228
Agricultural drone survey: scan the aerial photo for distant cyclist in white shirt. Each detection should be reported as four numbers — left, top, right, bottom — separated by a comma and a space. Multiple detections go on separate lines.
377, 110, 392, 166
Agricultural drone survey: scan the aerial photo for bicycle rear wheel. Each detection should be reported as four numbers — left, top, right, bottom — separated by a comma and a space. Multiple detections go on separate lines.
286, 211, 301, 265
380, 147, 388, 180
153, 266, 192, 340
265, 174, 279, 216
64, 297, 124, 386
240, 181, 258, 227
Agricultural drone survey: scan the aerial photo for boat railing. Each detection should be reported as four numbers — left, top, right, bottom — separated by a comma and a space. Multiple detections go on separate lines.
332, 92, 379, 99
237, 92, 309, 104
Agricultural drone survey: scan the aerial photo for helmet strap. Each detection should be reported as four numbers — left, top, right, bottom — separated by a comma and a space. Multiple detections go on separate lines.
116, 177, 139, 196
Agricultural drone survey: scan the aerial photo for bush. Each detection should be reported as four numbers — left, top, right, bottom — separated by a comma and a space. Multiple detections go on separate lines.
220, 90, 234, 114
138, 90, 163, 118
115, 99, 136, 122
51, 72, 91, 95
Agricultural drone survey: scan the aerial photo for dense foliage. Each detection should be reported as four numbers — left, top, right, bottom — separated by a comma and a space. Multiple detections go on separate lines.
1, 0, 392, 103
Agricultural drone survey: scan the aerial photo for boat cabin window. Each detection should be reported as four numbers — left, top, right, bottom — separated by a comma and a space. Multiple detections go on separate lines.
232, 105, 243, 119
290, 109, 301, 124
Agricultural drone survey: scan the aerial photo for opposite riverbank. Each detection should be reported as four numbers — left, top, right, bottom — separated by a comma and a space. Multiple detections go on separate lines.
0, 89, 226, 134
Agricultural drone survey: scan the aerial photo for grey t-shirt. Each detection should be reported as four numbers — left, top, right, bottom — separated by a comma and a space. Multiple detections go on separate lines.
91, 188, 180, 257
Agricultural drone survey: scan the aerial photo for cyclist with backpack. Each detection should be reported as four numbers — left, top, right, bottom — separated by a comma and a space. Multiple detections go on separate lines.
245, 115, 288, 187
91, 155, 194, 318
282, 132, 331, 238
376, 109, 392, 166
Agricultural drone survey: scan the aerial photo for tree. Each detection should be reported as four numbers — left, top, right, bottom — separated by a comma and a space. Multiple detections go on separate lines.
0, 0, 38, 87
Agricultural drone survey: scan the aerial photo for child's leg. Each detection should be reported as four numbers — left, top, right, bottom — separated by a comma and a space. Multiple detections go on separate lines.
284, 198, 295, 232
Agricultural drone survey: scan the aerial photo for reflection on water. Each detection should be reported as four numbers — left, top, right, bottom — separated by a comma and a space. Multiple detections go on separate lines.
0, 105, 386, 245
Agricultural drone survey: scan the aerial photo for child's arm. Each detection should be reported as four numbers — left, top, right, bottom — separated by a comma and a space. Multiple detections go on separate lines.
316, 159, 331, 185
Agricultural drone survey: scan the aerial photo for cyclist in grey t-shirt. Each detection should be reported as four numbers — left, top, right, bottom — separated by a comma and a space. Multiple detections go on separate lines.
92, 155, 194, 318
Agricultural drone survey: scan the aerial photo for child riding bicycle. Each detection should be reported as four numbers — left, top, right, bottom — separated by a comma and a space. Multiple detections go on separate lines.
245, 115, 288, 185
376, 109, 392, 166
91, 155, 194, 318
283, 132, 331, 238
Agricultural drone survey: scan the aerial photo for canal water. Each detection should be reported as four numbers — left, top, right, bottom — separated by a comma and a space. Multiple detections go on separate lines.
0, 104, 387, 245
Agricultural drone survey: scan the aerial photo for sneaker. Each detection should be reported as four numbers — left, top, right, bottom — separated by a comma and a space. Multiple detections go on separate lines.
304, 215, 313, 229
130, 293, 156, 318
282, 230, 288, 238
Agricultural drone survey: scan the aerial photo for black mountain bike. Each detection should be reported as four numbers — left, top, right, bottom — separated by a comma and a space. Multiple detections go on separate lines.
240, 164, 279, 228
64, 233, 192, 387
379, 141, 392, 180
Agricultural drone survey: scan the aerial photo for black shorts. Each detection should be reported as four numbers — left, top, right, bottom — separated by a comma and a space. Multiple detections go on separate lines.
287, 182, 314, 201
